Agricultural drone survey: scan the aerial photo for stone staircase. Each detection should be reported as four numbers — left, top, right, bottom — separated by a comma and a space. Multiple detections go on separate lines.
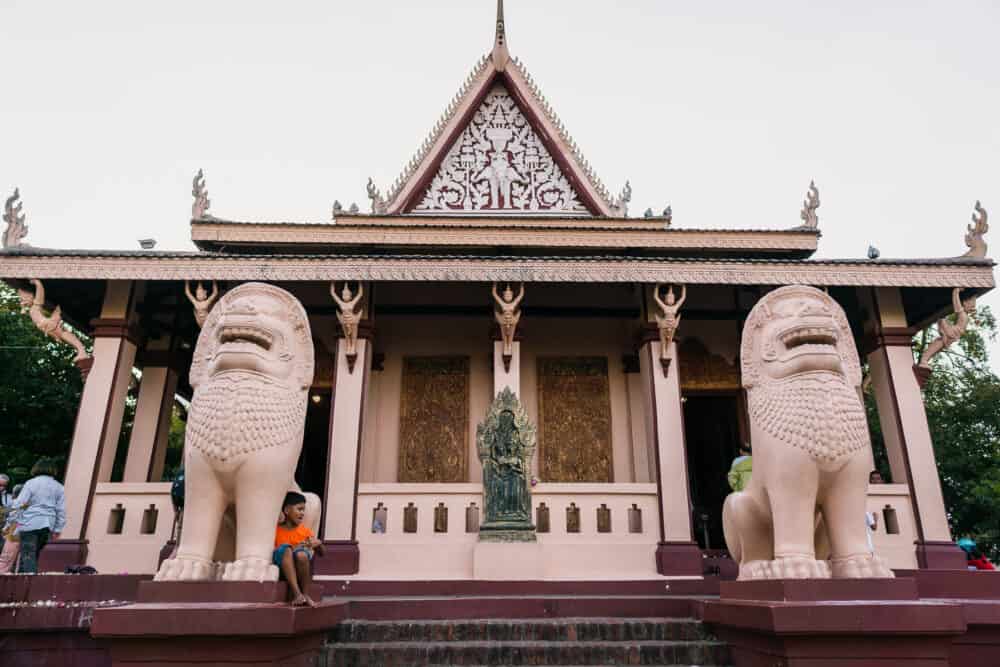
323, 617, 731, 666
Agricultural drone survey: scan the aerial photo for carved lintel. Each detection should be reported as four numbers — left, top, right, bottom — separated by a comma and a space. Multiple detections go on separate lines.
2, 187, 28, 249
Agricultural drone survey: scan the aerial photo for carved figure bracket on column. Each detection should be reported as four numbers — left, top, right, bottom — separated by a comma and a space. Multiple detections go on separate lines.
3, 187, 29, 249
19, 279, 90, 363
916, 288, 975, 377
184, 281, 219, 328
653, 283, 685, 376
963, 200, 989, 259
492, 282, 524, 372
331, 281, 364, 373
477, 387, 537, 542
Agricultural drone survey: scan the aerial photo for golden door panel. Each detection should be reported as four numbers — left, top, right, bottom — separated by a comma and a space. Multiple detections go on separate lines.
678, 337, 740, 391
537, 356, 613, 483
398, 356, 469, 483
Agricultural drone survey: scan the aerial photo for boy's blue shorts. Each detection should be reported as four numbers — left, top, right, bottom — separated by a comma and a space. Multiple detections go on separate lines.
273, 543, 313, 566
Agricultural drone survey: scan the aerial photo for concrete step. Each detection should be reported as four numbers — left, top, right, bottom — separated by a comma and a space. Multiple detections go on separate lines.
325, 639, 731, 666
331, 617, 712, 643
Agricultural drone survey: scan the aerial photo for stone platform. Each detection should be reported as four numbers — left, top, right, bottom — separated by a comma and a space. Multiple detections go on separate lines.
6, 572, 1000, 666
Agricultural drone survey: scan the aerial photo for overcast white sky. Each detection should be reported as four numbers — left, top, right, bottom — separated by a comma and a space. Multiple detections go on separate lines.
2, 1, 999, 355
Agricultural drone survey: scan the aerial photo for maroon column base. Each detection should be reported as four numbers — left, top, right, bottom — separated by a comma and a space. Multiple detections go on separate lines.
314, 540, 360, 575
36, 539, 88, 573
655, 541, 703, 576
917, 540, 968, 570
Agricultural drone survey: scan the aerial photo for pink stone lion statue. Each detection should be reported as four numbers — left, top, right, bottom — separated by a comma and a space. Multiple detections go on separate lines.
156, 282, 315, 582
723, 285, 893, 580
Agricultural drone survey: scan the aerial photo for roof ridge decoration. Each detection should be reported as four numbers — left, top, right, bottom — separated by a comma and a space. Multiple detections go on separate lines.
963, 200, 989, 259
192, 169, 213, 220
2, 187, 29, 249
799, 180, 819, 229
378, 1, 627, 218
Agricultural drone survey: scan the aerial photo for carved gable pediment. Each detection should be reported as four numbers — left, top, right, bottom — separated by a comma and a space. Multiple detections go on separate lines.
412, 84, 588, 216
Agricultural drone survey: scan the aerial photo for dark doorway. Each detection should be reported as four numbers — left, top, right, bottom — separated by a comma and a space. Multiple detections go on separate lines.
296, 391, 331, 497
683, 395, 742, 550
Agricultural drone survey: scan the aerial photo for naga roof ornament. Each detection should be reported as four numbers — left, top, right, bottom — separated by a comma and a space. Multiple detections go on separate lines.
963, 200, 989, 259
381, 1, 628, 218
800, 180, 820, 229
192, 169, 212, 220
366, 178, 388, 215
2, 187, 29, 249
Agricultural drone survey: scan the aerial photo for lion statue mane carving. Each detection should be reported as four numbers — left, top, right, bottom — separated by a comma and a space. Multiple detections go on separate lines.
156, 282, 316, 582
723, 285, 893, 580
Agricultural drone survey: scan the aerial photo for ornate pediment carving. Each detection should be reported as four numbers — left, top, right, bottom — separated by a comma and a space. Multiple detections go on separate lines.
414, 85, 588, 216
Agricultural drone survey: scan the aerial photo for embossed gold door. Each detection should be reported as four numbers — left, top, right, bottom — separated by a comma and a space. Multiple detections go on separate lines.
537, 357, 613, 483
398, 356, 470, 483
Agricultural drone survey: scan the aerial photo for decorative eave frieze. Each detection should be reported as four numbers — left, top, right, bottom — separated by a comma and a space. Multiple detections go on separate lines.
1, 251, 993, 289
190, 219, 820, 253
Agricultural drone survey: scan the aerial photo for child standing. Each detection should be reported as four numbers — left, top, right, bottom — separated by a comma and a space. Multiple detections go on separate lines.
273, 491, 324, 607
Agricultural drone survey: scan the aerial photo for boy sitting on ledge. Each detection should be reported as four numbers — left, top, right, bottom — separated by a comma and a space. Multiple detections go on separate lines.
274, 491, 324, 607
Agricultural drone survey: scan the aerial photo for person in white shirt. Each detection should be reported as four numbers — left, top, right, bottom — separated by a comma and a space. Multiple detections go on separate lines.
11, 459, 66, 574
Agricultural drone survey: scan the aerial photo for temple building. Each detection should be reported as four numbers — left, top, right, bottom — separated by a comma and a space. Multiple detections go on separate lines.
0, 2, 993, 583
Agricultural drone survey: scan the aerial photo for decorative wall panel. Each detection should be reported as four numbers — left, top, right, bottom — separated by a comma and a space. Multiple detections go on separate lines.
415, 85, 588, 215
537, 357, 613, 482
398, 356, 469, 483
679, 338, 740, 391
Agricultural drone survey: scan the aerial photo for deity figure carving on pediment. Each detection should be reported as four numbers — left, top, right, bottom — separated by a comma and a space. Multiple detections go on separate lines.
416, 86, 587, 214
19, 279, 89, 362
477, 388, 536, 542
185, 280, 219, 328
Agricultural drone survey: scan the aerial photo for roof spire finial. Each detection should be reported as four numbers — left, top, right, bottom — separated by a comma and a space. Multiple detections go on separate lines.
492, 0, 510, 70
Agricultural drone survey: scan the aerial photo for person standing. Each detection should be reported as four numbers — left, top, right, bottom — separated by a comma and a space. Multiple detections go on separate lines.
0, 484, 24, 573
0, 474, 12, 554
12, 459, 66, 573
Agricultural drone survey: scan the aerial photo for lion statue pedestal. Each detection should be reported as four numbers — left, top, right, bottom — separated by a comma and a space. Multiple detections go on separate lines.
156, 282, 315, 582
723, 285, 893, 580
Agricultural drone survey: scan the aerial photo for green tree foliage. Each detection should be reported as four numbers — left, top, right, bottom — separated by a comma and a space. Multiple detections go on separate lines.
0, 283, 85, 484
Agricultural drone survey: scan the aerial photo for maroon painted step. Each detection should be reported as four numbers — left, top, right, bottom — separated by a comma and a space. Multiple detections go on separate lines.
323, 617, 730, 666
342, 595, 699, 621
321, 577, 721, 598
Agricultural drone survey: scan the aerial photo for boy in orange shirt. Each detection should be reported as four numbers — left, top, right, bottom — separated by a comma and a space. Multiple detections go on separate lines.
273, 491, 324, 606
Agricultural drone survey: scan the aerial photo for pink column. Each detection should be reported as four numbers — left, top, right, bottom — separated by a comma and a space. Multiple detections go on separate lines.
41, 281, 138, 571
493, 340, 520, 397
122, 360, 179, 483
316, 334, 372, 575
867, 287, 965, 569
638, 332, 702, 575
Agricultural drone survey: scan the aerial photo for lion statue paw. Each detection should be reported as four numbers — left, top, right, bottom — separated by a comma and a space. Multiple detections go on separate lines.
222, 557, 279, 582
831, 553, 894, 578
154, 555, 216, 581
741, 556, 831, 580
